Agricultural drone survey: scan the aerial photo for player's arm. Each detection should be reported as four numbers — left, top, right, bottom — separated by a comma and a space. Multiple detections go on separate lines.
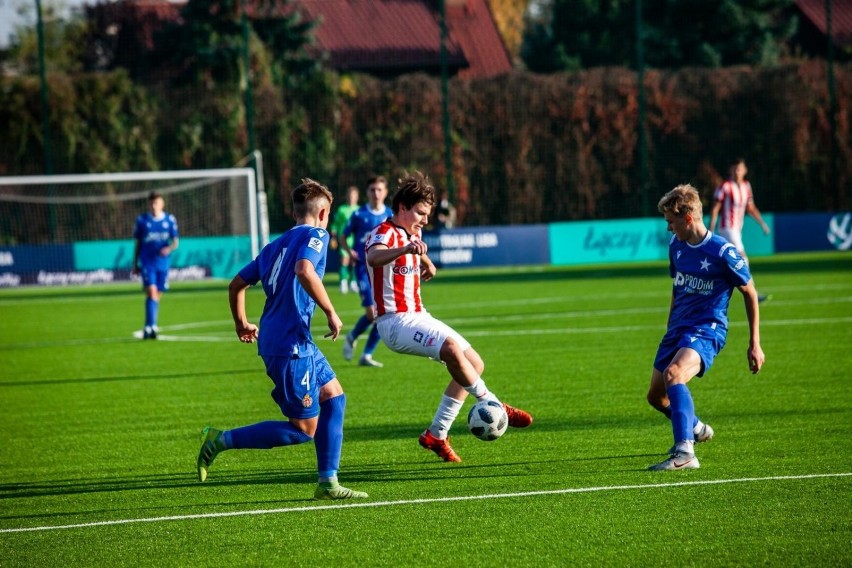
737, 279, 765, 374
367, 239, 428, 267
420, 253, 437, 282
132, 239, 141, 275
295, 259, 342, 340
709, 199, 722, 232
228, 274, 259, 343
161, 236, 179, 256
746, 201, 770, 235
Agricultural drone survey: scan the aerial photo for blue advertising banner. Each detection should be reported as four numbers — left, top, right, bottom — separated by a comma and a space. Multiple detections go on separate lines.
74, 235, 253, 279
774, 212, 852, 252
421, 225, 550, 268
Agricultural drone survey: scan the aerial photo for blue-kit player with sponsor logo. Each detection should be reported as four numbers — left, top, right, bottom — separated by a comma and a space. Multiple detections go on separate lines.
133, 191, 179, 340
646, 184, 765, 471
339, 175, 393, 368
196, 178, 367, 501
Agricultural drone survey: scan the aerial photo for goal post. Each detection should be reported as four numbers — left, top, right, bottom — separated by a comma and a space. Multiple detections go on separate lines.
0, 168, 264, 287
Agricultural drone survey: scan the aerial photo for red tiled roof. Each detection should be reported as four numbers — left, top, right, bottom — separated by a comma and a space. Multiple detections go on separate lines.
295, 0, 512, 78
445, 0, 512, 79
296, 0, 468, 73
795, 0, 852, 46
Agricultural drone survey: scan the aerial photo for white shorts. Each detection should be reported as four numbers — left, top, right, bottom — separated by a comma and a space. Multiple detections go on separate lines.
716, 227, 744, 253
375, 311, 470, 361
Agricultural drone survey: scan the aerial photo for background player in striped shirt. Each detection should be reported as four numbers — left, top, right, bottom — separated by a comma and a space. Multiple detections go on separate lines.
647, 184, 764, 471
709, 158, 771, 302
365, 171, 533, 463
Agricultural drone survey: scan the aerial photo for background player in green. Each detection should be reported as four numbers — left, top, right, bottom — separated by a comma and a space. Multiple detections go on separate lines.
196, 178, 367, 500
330, 185, 360, 294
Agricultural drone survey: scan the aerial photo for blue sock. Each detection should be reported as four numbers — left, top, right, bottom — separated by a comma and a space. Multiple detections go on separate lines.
350, 316, 370, 340
661, 404, 701, 428
364, 325, 381, 356
315, 394, 346, 479
666, 384, 695, 444
145, 298, 158, 327
226, 420, 311, 450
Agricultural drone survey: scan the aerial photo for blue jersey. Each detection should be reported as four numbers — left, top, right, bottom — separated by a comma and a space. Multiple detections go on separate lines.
343, 204, 392, 263
134, 212, 178, 271
667, 232, 751, 335
238, 225, 330, 358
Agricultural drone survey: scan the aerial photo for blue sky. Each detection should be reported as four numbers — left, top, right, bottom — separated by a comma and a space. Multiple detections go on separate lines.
0, 0, 87, 48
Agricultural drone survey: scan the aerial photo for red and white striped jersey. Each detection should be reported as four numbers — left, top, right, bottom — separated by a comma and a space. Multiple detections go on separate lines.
365, 221, 424, 316
713, 179, 753, 231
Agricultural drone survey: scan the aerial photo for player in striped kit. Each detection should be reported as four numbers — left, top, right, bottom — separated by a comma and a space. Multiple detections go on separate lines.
709, 158, 771, 302
365, 172, 533, 463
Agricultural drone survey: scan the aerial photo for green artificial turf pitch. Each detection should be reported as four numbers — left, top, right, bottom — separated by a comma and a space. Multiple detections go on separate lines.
1, 252, 850, 566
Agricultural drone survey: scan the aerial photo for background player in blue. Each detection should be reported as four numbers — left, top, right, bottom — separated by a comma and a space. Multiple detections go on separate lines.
647, 184, 765, 471
339, 175, 393, 367
133, 191, 178, 340
196, 179, 368, 501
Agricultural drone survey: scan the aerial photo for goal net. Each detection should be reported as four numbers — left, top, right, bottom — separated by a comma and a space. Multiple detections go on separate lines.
0, 168, 262, 287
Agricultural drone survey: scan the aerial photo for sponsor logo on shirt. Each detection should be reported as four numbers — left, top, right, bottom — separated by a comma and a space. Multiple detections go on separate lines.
392, 265, 417, 275
674, 271, 714, 294
308, 237, 324, 253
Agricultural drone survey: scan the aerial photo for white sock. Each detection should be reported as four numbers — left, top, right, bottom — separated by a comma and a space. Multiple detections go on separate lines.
428, 395, 465, 439
675, 440, 695, 454
464, 378, 500, 403
693, 420, 705, 435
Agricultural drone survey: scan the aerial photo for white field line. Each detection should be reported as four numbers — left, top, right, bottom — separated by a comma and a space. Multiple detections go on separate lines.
2, 314, 850, 349
1, 472, 849, 534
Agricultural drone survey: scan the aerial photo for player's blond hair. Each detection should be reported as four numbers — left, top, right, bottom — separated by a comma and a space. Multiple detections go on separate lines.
657, 184, 703, 219
293, 178, 333, 218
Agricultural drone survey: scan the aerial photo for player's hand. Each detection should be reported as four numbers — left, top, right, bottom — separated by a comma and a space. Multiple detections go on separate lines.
420, 260, 437, 281
407, 239, 428, 256
236, 323, 259, 343
324, 311, 343, 341
747, 344, 765, 374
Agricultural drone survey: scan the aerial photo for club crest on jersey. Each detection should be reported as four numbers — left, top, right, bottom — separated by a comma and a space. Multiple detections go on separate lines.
302, 394, 313, 408
308, 237, 324, 253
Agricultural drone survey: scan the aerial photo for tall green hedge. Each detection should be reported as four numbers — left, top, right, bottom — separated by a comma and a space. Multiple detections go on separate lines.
1, 61, 848, 230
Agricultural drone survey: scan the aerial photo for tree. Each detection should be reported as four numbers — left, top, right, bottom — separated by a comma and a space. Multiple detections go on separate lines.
487, 0, 529, 63
1, 0, 87, 75
521, 0, 797, 71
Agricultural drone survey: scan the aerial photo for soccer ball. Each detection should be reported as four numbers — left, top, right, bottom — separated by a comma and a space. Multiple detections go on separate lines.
467, 400, 508, 441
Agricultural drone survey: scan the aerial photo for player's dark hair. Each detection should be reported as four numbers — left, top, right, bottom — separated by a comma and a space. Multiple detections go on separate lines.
391, 171, 435, 214
148, 191, 163, 201
367, 175, 387, 187
292, 178, 333, 218
657, 184, 702, 218
730, 157, 747, 168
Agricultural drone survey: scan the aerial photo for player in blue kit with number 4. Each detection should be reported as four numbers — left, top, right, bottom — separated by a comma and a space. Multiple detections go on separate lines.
133, 191, 179, 340
196, 179, 367, 500
647, 184, 765, 471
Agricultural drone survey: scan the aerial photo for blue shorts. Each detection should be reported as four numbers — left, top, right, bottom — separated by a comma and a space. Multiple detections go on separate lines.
263, 352, 336, 419
353, 262, 374, 308
140, 265, 169, 292
654, 325, 727, 377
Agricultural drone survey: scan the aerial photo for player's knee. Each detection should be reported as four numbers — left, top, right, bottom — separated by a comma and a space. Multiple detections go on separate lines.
662, 365, 689, 387
440, 338, 466, 367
